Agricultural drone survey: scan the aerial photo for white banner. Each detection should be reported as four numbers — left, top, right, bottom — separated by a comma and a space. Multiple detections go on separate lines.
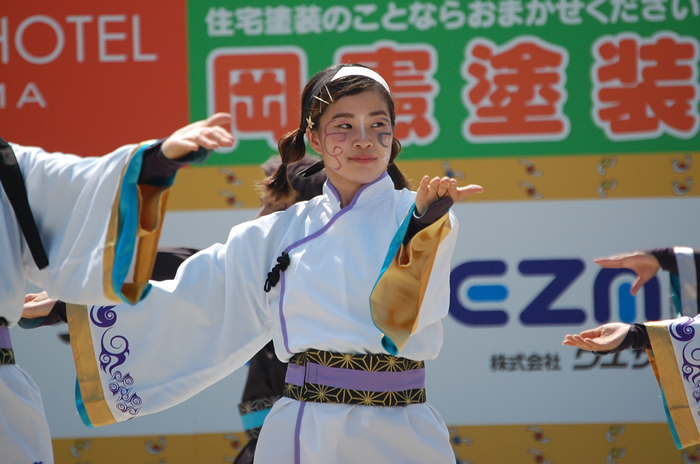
13, 196, 700, 437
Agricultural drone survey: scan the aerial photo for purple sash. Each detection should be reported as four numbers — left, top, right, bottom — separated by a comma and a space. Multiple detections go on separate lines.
0, 326, 11, 350
286, 361, 425, 392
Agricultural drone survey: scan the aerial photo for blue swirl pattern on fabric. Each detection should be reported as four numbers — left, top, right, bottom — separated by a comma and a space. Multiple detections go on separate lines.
89, 305, 117, 328
109, 371, 142, 417
671, 317, 695, 342
76, 305, 143, 424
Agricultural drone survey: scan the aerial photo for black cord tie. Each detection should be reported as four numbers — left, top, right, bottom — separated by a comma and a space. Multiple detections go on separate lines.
264, 252, 291, 292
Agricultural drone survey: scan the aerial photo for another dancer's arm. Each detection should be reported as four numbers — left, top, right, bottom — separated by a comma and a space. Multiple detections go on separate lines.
15, 114, 233, 308
563, 247, 700, 353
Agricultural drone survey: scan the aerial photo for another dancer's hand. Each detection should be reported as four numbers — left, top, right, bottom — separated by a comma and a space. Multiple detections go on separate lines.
595, 252, 661, 296
562, 323, 631, 352
415, 176, 483, 216
162, 112, 235, 159
23, 291, 56, 319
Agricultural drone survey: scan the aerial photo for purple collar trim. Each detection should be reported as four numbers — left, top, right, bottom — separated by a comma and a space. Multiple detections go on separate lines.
324, 172, 389, 209
278, 172, 389, 355
285, 362, 425, 392
325, 179, 341, 203
0, 326, 11, 350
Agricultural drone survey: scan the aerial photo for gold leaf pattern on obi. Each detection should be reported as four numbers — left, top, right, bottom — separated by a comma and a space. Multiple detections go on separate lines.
0, 349, 15, 365
283, 349, 426, 407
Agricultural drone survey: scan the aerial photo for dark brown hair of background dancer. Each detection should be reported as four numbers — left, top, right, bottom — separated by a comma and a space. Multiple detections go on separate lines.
258, 154, 327, 216
259, 64, 410, 206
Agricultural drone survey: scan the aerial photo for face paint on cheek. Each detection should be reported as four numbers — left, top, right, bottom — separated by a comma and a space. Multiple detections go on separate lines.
323, 120, 346, 171
377, 118, 392, 149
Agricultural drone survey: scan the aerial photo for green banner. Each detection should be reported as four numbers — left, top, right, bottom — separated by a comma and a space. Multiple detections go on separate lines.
188, 0, 700, 166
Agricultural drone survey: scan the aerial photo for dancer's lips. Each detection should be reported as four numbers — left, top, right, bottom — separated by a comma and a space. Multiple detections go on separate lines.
349, 155, 376, 165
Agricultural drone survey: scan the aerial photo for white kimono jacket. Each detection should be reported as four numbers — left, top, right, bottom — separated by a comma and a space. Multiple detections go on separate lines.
1, 142, 176, 464
645, 247, 700, 449
69, 173, 459, 464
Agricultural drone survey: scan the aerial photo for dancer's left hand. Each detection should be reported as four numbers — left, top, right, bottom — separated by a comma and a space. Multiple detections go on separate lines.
415, 176, 483, 216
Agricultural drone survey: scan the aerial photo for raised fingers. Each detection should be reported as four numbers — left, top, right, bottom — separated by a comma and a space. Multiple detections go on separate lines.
435, 177, 450, 198
205, 112, 234, 127
428, 176, 441, 197
417, 175, 431, 194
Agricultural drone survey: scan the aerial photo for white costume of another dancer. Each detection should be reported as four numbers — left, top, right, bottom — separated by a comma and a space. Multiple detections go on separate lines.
1, 141, 182, 464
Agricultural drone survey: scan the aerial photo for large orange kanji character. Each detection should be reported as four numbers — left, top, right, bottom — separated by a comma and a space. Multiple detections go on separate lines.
593, 32, 699, 140
207, 47, 306, 151
335, 41, 439, 146
463, 37, 570, 142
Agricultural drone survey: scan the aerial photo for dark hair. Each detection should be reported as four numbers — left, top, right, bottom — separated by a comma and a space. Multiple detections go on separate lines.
259, 154, 326, 203
260, 64, 410, 204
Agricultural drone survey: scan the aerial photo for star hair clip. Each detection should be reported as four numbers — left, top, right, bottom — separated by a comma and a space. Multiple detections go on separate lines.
306, 115, 314, 130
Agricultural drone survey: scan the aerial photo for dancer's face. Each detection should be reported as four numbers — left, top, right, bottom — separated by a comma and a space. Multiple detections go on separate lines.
307, 90, 392, 201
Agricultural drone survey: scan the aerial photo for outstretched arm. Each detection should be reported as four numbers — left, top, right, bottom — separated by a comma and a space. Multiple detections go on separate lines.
20, 247, 201, 327
138, 113, 235, 183
562, 250, 662, 352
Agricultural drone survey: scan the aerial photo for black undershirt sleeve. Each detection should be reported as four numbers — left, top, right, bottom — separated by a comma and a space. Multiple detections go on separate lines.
649, 248, 679, 274
596, 323, 650, 355
403, 197, 454, 246
137, 140, 188, 185
36, 300, 67, 326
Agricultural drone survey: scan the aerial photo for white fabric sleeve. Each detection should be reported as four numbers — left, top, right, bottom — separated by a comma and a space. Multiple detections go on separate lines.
14, 142, 173, 306
68, 221, 275, 426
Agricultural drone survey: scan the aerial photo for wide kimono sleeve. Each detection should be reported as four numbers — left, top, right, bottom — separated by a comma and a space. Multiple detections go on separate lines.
15, 142, 174, 306
370, 206, 458, 355
646, 315, 700, 449
67, 221, 275, 427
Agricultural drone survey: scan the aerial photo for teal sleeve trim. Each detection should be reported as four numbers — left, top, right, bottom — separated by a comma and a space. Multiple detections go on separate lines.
369, 204, 415, 357
241, 408, 272, 431
671, 273, 682, 319
17, 317, 44, 329
112, 145, 152, 305
75, 378, 94, 428
659, 381, 683, 449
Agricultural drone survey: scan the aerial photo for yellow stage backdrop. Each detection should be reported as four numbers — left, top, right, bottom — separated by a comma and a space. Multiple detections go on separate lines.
52, 423, 698, 463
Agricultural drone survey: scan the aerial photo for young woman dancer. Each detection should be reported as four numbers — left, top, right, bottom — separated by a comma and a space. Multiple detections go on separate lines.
54, 64, 482, 463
